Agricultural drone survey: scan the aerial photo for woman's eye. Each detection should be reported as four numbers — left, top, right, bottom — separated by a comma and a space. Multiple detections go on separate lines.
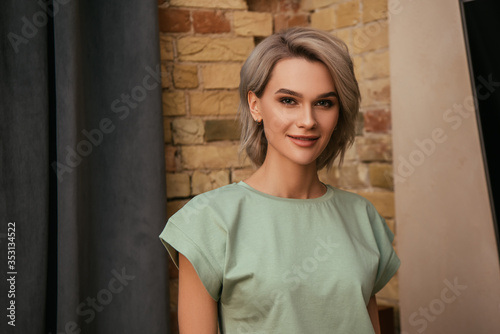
280, 98, 296, 105
316, 100, 333, 108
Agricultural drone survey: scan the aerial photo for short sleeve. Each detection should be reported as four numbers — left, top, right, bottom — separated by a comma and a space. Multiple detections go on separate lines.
367, 203, 400, 295
159, 195, 227, 301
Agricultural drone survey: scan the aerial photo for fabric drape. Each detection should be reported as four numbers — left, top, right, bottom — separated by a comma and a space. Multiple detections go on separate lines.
0, 1, 169, 333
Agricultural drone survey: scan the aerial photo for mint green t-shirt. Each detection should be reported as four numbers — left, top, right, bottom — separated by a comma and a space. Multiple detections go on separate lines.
160, 181, 400, 333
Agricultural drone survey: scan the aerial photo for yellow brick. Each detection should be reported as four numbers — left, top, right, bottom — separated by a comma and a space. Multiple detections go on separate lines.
160, 63, 171, 89
173, 65, 198, 89
234, 11, 273, 37
337, 163, 369, 189
301, 0, 343, 10
361, 78, 390, 106
352, 55, 362, 84
356, 135, 392, 161
160, 35, 174, 61
172, 118, 204, 145
178, 37, 254, 62
181, 144, 249, 169
162, 91, 186, 116
369, 162, 393, 189
205, 119, 241, 142
202, 63, 241, 89
163, 118, 172, 144
170, 0, 247, 9
363, 0, 388, 23
190, 91, 239, 116
335, 0, 360, 28
334, 28, 352, 52
166, 173, 191, 198
311, 8, 335, 31
359, 81, 368, 106
354, 190, 395, 218
355, 112, 364, 136
191, 170, 230, 195
362, 50, 389, 80
344, 142, 357, 161
352, 21, 388, 54
165, 145, 178, 172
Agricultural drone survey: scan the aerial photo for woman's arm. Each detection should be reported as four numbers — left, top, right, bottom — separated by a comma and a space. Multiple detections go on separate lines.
367, 295, 381, 334
178, 253, 218, 334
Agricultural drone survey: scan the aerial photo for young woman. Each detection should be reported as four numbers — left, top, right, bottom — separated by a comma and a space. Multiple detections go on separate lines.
160, 27, 400, 334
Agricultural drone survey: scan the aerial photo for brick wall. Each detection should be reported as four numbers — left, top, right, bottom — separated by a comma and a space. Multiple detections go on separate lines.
158, 0, 397, 332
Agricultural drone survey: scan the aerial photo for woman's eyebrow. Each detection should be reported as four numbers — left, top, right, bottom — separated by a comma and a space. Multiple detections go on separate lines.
275, 88, 338, 99
317, 91, 339, 99
275, 88, 302, 97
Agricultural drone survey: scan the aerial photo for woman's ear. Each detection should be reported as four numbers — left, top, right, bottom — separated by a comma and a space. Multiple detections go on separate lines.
247, 91, 262, 122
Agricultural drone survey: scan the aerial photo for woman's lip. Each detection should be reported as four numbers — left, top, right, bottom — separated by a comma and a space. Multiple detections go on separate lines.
287, 135, 320, 140
287, 135, 320, 147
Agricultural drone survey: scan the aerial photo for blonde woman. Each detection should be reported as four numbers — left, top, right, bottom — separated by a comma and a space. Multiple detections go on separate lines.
160, 27, 400, 334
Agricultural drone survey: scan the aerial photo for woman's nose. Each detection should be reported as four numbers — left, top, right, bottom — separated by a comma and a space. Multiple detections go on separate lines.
296, 105, 317, 129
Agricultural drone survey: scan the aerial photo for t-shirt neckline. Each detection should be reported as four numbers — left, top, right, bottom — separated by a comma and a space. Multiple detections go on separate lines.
237, 181, 334, 203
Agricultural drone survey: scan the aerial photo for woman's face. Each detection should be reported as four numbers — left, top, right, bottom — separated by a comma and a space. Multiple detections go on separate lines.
248, 57, 339, 169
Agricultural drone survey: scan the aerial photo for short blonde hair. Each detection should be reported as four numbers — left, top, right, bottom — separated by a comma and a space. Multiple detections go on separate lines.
238, 27, 360, 170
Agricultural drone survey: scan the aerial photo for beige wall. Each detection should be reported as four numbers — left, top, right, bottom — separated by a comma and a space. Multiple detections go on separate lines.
390, 0, 500, 333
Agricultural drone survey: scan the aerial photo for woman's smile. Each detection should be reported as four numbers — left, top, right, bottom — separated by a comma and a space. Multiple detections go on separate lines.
287, 135, 320, 147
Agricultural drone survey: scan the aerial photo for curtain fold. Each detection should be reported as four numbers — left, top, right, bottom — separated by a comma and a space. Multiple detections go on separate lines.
1, 1, 169, 333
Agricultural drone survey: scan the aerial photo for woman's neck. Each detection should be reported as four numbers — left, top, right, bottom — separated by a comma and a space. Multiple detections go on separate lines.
244, 155, 326, 199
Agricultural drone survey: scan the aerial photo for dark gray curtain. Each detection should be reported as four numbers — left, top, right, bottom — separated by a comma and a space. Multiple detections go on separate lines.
1, 1, 169, 333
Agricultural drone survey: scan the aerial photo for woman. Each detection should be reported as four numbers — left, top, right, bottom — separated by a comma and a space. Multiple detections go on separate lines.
160, 27, 400, 333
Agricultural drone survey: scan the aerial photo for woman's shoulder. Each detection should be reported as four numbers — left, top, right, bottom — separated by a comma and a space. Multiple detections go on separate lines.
187, 182, 246, 205
327, 185, 380, 215
169, 182, 247, 220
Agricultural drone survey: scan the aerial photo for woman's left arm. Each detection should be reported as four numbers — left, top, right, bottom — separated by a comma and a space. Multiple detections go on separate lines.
367, 295, 381, 334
